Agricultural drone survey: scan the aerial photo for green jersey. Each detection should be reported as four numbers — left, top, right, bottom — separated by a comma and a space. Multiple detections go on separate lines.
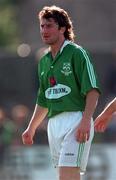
36, 41, 101, 118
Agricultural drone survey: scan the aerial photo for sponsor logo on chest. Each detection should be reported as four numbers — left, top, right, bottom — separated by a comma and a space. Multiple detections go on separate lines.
45, 84, 71, 99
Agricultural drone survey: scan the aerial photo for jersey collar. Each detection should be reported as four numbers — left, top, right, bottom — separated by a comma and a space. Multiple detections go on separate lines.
60, 40, 71, 54
47, 40, 71, 60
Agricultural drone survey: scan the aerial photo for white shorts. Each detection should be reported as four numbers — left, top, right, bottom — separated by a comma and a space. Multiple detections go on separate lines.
47, 111, 94, 172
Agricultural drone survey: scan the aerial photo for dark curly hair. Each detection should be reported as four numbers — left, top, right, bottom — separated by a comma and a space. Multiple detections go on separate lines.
38, 5, 75, 42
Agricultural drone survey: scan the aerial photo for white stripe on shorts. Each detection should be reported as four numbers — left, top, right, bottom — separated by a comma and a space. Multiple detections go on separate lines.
77, 143, 85, 167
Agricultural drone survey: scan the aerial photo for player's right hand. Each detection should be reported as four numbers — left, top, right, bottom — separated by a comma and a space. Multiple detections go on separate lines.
22, 128, 35, 145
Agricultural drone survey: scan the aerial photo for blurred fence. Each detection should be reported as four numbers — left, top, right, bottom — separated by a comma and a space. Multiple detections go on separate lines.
0, 144, 116, 180
0, 145, 56, 180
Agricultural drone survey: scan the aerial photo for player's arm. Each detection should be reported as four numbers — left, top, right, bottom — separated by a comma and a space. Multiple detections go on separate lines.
22, 104, 48, 145
76, 89, 100, 142
103, 97, 116, 114
94, 97, 116, 132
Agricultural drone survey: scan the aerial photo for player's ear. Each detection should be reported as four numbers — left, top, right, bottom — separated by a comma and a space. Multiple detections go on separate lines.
60, 27, 66, 34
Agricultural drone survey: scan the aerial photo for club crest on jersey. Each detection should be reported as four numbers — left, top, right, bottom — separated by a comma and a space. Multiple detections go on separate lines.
61, 62, 72, 76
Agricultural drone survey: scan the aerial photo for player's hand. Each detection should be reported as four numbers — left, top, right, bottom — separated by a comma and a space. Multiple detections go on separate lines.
94, 116, 106, 132
76, 119, 91, 143
94, 114, 112, 132
22, 128, 35, 145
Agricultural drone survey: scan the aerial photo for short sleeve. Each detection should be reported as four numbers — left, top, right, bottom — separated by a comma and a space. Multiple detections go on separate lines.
73, 47, 101, 96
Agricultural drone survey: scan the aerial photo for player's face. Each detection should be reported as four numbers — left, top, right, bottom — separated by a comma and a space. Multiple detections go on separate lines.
40, 18, 63, 45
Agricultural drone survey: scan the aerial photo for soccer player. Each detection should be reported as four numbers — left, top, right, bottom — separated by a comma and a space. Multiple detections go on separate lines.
22, 5, 101, 180
94, 97, 116, 132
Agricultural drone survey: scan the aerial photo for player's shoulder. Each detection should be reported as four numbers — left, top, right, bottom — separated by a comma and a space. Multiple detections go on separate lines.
38, 48, 50, 65
40, 48, 49, 60
68, 42, 92, 64
68, 42, 88, 54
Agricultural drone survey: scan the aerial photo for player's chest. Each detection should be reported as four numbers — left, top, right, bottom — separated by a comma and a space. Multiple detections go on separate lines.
41, 58, 73, 83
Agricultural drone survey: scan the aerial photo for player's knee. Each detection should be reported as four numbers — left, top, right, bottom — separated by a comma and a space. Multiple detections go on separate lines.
59, 173, 70, 180
59, 168, 68, 180
59, 167, 80, 180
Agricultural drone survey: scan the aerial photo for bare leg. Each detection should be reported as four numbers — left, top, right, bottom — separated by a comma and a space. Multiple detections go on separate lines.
59, 167, 80, 180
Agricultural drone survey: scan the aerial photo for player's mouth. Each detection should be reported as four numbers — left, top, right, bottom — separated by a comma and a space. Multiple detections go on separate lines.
43, 35, 50, 40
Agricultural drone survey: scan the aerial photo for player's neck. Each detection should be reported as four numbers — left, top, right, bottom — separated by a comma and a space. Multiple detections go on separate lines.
50, 38, 65, 59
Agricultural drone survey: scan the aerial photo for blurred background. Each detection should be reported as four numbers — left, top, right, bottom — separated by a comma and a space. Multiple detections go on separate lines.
0, 0, 116, 179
